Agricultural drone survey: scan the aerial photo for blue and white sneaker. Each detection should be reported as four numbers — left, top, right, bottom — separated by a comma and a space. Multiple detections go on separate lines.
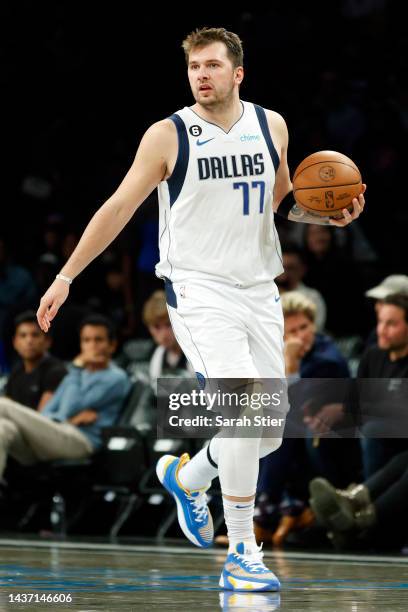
219, 542, 280, 592
156, 453, 213, 548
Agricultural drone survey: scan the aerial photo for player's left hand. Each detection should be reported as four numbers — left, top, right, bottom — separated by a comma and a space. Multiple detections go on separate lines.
329, 184, 366, 227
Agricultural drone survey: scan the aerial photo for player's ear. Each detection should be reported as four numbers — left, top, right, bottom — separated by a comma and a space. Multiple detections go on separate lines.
235, 66, 244, 85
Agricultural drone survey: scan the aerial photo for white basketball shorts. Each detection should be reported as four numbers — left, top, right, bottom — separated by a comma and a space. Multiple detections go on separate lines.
164, 278, 285, 380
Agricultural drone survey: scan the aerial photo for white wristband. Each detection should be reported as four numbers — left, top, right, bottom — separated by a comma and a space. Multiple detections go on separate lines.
56, 273, 73, 285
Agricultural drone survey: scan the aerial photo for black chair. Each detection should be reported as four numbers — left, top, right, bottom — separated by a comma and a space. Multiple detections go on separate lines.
12, 381, 151, 536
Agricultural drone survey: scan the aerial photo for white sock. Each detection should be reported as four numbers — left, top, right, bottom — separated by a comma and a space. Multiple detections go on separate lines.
209, 436, 282, 464
223, 497, 256, 552
178, 445, 218, 491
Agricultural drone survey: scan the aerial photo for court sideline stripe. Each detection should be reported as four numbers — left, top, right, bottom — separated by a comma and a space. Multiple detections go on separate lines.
0, 538, 407, 566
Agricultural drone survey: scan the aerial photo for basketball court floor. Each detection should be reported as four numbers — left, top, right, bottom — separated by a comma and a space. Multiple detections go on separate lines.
1, 538, 408, 610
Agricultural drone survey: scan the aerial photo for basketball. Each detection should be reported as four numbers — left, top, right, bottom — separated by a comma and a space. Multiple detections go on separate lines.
292, 151, 363, 218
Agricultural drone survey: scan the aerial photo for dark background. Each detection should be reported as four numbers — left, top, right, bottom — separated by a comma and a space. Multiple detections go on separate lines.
1, 0, 406, 318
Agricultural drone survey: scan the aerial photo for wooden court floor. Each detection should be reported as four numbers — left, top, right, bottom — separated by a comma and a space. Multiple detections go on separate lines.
0, 539, 408, 611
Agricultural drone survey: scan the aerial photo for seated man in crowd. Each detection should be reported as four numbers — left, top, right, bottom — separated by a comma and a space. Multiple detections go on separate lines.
254, 291, 356, 545
4, 311, 67, 411
283, 292, 408, 481
276, 243, 327, 331
364, 274, 408, 347
352, 293, 408, 478
0, 314, 130, 480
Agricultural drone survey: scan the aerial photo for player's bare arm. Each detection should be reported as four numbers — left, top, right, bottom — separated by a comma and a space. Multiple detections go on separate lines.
267, 110, 366, 226
37, 119, 177, 332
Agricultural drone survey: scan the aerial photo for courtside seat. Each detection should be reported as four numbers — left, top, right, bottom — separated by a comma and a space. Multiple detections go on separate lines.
10, 381, 153, 535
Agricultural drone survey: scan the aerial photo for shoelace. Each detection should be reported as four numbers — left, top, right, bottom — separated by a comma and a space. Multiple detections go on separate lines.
187, 492, 208, 522
237, 546, 267, 573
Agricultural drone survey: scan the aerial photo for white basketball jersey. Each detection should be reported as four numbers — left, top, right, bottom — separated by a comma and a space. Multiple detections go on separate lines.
155, 101, 284, 287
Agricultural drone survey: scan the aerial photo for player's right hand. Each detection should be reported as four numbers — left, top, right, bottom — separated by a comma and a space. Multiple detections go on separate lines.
36, 278, 70, 332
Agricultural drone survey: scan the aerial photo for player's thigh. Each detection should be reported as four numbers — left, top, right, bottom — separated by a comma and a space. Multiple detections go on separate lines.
247, 283, 285, 378
166, 280, 258, 378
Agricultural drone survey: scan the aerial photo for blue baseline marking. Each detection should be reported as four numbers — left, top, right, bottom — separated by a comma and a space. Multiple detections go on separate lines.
3, 564, 408, 592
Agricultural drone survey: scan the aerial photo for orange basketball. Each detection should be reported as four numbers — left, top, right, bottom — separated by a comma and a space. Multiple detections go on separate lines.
292, 151, 363, 218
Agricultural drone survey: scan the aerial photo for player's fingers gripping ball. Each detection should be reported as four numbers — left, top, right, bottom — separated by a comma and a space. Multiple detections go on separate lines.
292, 150, 363, 219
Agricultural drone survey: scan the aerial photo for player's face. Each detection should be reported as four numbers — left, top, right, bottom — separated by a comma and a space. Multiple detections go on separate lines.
187, 42, 243, 108
148, 318, 178, 350
284, 313, 316, 355
13, 322, 50, 360
377, 304, 408, 351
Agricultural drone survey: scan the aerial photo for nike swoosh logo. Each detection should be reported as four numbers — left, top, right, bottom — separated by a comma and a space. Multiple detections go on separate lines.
275, 296, 281, 302
197, 138, 215, 146
235, 504, 252, 509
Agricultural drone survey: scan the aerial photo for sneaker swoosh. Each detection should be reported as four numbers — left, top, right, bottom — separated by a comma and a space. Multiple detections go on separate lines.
197, 138, 215, 146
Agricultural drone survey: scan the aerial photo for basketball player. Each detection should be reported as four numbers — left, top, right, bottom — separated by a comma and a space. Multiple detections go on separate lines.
37, 28, 365, 591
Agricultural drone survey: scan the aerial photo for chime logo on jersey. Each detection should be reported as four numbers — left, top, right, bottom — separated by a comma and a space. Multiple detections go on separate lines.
198, 153, 265, 180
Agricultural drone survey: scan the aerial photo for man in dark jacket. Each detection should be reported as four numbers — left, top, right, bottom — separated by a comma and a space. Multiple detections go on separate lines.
5, 311, 67, 411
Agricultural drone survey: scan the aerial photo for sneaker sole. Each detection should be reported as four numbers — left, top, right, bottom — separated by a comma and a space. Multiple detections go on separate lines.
219, 571, 280, 592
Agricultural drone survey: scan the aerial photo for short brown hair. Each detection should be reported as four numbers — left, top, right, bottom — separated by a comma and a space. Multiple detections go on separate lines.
281, 291, 317, 323
182, 27, 243, 68
142, 290, 169, 326
382, 293, 408, 323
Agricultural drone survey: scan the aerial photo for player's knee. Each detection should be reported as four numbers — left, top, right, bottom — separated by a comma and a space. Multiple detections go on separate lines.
260, 437, 283, 457
221, 437, 261, 458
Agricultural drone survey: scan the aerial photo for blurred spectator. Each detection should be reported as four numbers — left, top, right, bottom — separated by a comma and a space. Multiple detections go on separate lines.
282, 290, 349, 379
116, 290, 193, 431
119, 192, 162, 337
0, 237, 37, 340
255, 292, 357, 546
302, 225, 365, 336
309, 448, 408, 551
0, 314, 130, 478
364, 274, 408, 346
366, 275, 408, 302
117, 290, 193, 387
38, 218, 64, 264
98, 263, 128, 334
4, 311, 67, 411
33, 253, 60, 298
0, 341, 8, 377
352, 294, 408, 478
276, 244, 327, 331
